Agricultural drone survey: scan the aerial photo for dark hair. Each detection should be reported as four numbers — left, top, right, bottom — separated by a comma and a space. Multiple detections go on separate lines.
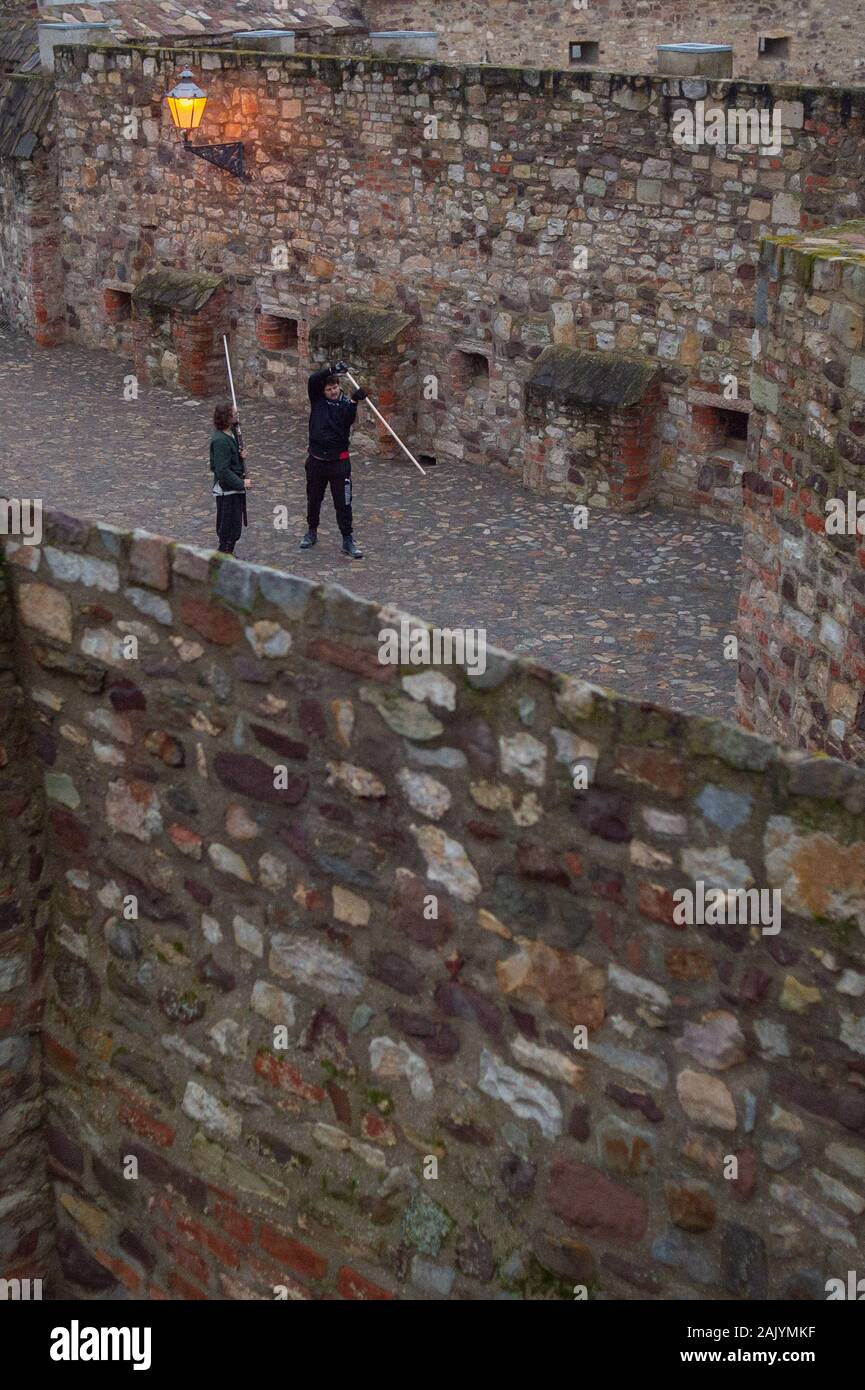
213, 402, 234, 430
323, 373, 340, 387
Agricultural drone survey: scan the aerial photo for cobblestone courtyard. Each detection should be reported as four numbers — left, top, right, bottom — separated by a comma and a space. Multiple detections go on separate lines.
0, 330, 741, 716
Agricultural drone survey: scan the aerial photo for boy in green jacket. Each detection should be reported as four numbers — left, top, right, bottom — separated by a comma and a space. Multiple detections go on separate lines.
210, 402, 250, 554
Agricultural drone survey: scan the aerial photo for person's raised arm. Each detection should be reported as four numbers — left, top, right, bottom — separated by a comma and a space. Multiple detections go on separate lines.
308, 366, 332, 402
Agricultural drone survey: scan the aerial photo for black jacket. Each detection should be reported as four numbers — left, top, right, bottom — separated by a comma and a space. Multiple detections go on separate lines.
308, 367, 358, 460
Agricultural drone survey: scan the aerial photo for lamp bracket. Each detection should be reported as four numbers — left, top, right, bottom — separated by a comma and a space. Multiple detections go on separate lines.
182, 136, 252, 183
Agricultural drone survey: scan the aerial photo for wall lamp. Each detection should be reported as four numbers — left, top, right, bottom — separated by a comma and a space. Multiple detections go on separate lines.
165, 68, 252, 183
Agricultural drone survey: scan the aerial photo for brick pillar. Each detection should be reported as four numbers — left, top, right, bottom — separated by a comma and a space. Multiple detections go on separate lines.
26, 205, 65, 349
691, 403, 724, 456
609, 383, 661, 508
173, 290, 228, 399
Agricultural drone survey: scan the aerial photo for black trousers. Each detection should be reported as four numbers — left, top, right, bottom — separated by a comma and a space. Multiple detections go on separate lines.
215, 493, 245, 553
306, 454, 353, 536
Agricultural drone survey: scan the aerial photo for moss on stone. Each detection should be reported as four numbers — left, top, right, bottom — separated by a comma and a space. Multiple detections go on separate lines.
526, 344, 659, 409
825, 916, 860, 954
515, 1255, 589, 1300
132, 267, 223, 314
762, 220, 865, 276
401, 1192, 454, 1255
310, 303, 414, 354
364, 1087, 394, 1115
786, 798, 865, 847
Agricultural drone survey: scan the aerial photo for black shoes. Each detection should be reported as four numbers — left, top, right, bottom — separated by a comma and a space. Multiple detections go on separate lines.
301, 529, 362, 558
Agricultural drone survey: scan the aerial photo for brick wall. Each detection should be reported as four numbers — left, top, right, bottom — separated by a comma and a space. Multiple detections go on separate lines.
738, 223, 865, 763
362, 0, 865, 84
49, 45, 865, 515
2, 511, 865, 1299
0, 541, 53, 1297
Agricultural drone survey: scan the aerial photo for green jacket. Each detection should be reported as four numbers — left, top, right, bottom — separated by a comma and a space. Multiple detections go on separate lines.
210, 430, 246, 493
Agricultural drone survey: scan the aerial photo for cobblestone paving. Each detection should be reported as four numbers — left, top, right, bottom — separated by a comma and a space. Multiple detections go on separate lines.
1, 330, 742, 717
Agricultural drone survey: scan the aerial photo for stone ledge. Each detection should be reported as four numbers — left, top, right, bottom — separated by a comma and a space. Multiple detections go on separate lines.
132, 268, 224, 314
526, 345, 659, 410
309, 303, 414, 354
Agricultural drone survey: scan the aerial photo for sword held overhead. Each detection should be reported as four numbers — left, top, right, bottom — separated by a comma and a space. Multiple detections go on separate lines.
343, 369, 426, 476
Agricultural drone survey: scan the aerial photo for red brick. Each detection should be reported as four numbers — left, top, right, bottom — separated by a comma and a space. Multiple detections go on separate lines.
213, 1202, 254, 1246
153, 1227, 210, 1285
244, 1256, 312, 1299
175, 1217, 241, 1269
118, 1101, 175, 1148
253, 1051, 325, 1102
259, 1225, 328, 1281
338, 1266, 395, 1300
94, 1249, 142, 1293
167, 1271, 208, 1301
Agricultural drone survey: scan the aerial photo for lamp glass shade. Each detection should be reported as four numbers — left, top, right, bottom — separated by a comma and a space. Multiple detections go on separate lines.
166, 69, 207, 132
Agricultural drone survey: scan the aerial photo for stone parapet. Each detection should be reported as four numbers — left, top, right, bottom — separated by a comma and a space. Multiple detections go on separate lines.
1, 509, 864, 1298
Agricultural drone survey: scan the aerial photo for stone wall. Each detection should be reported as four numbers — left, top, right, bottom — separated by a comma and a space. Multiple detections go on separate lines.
50, 44, 865, 514
738, 223, 865, 764
0, 141, 63, 345
2, 511, 865, 1299
0, 158, 27, 326
524, 346, 661, 509
361, 0, 865, 84
0, 542, 53, 1296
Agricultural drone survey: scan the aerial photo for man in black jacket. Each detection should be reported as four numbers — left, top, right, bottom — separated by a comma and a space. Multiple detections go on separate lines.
300, 361, 367, 558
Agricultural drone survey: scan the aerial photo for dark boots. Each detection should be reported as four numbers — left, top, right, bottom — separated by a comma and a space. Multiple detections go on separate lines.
300, 528, 362, 558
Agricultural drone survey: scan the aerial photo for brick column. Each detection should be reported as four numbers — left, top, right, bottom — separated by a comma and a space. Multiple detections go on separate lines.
174, 290, 228, 399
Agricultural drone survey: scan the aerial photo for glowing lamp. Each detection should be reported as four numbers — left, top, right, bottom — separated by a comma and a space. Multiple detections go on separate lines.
164, 68, 250, 182
166, 69, 207, 134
